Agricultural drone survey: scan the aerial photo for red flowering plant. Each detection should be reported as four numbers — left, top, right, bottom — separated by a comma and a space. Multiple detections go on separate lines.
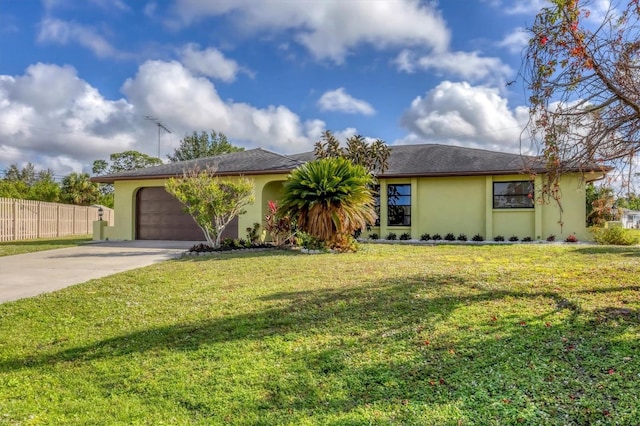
264, 200, 296, 246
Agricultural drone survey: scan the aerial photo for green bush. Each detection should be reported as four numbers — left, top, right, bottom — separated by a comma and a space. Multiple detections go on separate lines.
368, 233, 379, 240
386, 232, 397, 241
420, 233, 431, 241
399, 232, 411, 240
590, 226, 640, 245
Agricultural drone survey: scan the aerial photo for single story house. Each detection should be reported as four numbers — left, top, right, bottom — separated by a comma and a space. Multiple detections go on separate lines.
92, 144, 608, 242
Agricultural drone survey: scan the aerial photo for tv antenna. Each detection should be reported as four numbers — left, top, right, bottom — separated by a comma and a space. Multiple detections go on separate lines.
145, 116, 172, 158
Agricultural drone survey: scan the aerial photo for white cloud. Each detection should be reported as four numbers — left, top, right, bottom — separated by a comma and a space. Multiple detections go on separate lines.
37, 18, 130, 60
0, 63, 139, 175
121, 60, 325, 153
317, 88, 375, 115
497, 28, 530, 55
394, 50, 512, 84
178, 43, 245, 82
399, 81, 530, 153
172, 0, 450, 63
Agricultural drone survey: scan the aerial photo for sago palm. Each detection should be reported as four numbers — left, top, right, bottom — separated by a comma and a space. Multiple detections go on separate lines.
280, 157, 376, 251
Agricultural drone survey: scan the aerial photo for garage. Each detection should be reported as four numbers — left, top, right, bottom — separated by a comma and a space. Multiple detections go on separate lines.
136, 187, 237, 241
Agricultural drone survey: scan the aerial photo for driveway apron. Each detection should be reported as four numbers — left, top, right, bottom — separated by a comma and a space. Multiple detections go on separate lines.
0, 241, 198, 303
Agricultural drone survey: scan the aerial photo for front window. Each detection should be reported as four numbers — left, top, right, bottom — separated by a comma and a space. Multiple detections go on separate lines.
493, 181, 534, 209
388, 184, 411, 225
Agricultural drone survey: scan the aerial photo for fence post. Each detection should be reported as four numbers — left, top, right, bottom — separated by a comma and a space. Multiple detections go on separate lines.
13, 200, 18, 240
56, 204, 61, 237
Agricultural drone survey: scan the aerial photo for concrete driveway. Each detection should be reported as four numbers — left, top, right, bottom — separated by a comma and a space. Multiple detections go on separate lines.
0, 240, 201, 303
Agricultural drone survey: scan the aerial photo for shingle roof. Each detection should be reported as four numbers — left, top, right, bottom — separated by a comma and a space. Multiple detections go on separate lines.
92, 144, 547, 183
380, 144, 542, 177
93, 148, 306, 183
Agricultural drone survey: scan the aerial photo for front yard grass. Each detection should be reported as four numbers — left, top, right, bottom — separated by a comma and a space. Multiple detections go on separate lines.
0, 244, 638, 425
0, 235, 91, 257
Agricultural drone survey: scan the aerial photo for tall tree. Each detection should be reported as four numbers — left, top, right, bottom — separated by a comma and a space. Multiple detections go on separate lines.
1, 164, 60, 202
279, 157, 376, 251
314, 130, 391, 175
167, 131, 244, 163
93, 150, 163, 175
165, 168, 255, 248
61, 172, 100, 206
523, 0, 640, 196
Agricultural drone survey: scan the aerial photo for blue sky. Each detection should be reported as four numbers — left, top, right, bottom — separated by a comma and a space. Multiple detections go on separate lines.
0, 0, 550, 176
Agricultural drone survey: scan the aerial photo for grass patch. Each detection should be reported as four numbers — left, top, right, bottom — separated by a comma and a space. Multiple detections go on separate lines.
0, 244, 638, 424
0, 235, 91, 257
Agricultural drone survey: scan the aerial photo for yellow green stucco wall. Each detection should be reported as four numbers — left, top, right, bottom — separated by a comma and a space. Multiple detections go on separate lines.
102, 172, 592, 242
367, 173, 591, 241
103, 174, 289, 240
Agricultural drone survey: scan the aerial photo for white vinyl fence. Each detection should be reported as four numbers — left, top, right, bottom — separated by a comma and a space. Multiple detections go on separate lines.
0, 198, 114, 241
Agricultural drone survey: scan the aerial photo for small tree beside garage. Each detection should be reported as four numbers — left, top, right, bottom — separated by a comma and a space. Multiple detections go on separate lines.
165, 169, 255, 248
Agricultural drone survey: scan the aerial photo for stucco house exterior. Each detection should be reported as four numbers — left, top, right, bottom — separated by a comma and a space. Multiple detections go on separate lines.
92, 144, 608, 242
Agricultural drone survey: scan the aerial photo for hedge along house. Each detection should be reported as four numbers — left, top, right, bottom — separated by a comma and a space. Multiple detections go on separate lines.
92, 144, 608, 242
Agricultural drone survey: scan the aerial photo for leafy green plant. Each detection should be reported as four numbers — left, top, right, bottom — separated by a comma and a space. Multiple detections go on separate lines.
432, 233, 442, 240
280, 158, 376, 252
386, 232, 397, 241
471, 234, 484, 242
298, 232, 327, 251
420, 233, 431, 241
590, 226, 639, 245
444, 233, 456, 241
546, 234, 556, 242
494, 235, 505, 242
368, 233, 379, 240
399, 232, 411, 240
457, 233, 467, 241
245, 222, 261, 244
522, 236, 533, 242
509, 235, 519, 242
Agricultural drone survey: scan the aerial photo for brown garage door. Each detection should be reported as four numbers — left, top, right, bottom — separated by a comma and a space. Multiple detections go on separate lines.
136, 187, 238, 241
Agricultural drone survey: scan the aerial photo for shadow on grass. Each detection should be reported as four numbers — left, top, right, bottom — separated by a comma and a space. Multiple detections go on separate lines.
0, 237, 90, 247
571, 246, 640, 257
1, 274, 638, 423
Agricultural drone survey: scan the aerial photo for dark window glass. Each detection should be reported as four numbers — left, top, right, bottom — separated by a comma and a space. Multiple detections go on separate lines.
388, 184, 411, 225
493, 181, 534, 209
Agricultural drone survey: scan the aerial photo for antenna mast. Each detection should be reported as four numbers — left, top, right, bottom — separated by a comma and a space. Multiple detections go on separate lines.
145, 116, 172, 158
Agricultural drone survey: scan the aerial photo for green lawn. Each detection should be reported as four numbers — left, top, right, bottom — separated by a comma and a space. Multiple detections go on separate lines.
0, 244, 638, 425
0, 236, 91, 257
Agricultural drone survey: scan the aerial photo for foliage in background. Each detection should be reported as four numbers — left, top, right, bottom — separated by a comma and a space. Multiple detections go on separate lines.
586, 183, 614, 226
591, 225, 640, 246
167, 130, 244, 162
60, 172, 100, 206
314, 130, 391, 175
165, 168, 254, 248
280, 158, 376, 251
0, 163, 61, 202
523, 0, 640, 196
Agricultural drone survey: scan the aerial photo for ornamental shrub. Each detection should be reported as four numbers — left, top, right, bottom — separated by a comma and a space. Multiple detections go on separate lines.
590, 226, 639, 245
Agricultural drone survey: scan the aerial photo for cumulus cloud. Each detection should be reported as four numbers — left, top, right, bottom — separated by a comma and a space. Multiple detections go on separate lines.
37, 18, 130, 60
394, 50, 512, 84
122, 60, 324, 152
0, 63, 140, 175
178, 43, 246, 82
497, 28, 530, 55
317, 88, 375, 115
399, 81, 530, 153
171, 0, 450, 63
0, 60, 360, 175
